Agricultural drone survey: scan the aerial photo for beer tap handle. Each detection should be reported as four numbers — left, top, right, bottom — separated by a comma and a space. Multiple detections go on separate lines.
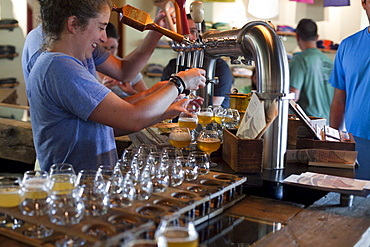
190, 1, 204, 41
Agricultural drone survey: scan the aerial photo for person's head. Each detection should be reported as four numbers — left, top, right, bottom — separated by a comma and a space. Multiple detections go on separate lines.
186, 13, 206, 41
40, 0, 112, 49
101, 22, 119, 55
362, 0, 370, 23
295, 18, 318, 41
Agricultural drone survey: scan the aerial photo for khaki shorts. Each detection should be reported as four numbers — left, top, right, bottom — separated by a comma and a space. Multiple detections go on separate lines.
34, 159, 41, 171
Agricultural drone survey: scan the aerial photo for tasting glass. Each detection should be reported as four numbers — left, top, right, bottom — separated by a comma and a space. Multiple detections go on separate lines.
196, 107, 213, 130
196, 130, 221, 168
0, 175, 23, 229
138, 143, 158, 155
48, 188, 84, 225
184, 155, 199, 181
178, 112, 198, 143
135, 165, 153, 201
221, 108, 240, 129
161, 147, 183, 162
152, 160, 170, 193
155, 214, 198, 247
188, 151, 210, 176
97, 164, 124, 184
76, 170, 109, 216
147, 151, 163, 179
49, 163, 76, 192
168, 127, 191, 149
107, 173, 136, 208
166, 157, 185, 187
19, 170, 53, 238
121, 147, 138, 163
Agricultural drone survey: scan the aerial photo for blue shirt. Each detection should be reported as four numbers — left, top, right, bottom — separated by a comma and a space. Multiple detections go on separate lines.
22, 24, 110, 83
27, 52, 117, 172
330, 27, 370, 140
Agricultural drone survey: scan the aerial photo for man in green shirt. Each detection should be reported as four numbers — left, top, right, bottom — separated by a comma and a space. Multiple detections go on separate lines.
289, 19, 334, 123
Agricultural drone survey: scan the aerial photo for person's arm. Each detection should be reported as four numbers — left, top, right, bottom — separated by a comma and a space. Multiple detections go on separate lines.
330, 88, 346, 130
96, 13, 167, 83
133, 78, 149, 92
290, 86, 301, 102
88, 68, 206, 133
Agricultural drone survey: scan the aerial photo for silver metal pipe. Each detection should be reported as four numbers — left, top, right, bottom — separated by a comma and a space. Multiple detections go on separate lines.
202, 21, 290, 170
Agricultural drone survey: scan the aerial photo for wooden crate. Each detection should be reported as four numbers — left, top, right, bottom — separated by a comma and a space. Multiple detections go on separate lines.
296, 133, 356, 151
222, 129, 263, 173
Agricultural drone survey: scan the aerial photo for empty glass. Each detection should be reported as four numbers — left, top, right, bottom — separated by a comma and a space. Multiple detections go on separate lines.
76, 170, 109, 216
167, 158, 185, 187
137, 143, 157, 155
107, 174, 136, 208
188, 151, 210, 176
152, 161, 170, 193
48, 188, 84, 225
222, 108, 240, 129
20, 170, 53, 238
184, 156, 199, 181
135, 166, 153, 201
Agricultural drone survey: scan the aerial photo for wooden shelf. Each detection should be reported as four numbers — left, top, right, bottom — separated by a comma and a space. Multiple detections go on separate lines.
0, 23, 19, 31
145, 72, 162, 77
277, 31, 296, 36
0, 53, 19, 60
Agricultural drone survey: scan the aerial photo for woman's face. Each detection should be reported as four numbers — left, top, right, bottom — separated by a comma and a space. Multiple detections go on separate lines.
77, 4, 111, 60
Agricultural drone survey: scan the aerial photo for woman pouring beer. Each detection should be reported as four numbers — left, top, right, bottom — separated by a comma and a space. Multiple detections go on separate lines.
27, 0, 206, 172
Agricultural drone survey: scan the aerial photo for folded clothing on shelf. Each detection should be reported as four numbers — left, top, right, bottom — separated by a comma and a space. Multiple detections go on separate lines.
0, 78, 19, 88
277, 25, 295, 33
0, 45, 16, 55
317, 39, 339, 50
146, 63, 164, 75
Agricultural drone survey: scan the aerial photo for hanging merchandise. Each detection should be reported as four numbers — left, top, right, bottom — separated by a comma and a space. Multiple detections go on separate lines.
248, 0, 279, 19
289, 0, 314, 4
324, 0, 350, 7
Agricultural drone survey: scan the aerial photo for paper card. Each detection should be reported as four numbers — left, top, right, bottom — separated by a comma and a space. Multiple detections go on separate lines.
236, 93, 266, 139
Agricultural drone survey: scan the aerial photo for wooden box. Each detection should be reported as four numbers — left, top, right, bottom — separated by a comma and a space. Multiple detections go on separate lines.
222, 129, 263, 173
296, 132, 356, 151
288, 115, 326, 148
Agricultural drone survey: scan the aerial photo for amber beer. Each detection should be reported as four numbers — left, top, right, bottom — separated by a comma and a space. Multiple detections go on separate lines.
163, 226, 199, 247
197, 111, 213, 126
178, 117, 198, 131
0, 187, 21, 207
169, 130, 191, 148
197, 137, 221, 154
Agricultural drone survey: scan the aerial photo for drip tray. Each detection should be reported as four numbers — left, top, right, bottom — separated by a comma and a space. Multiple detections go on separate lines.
197, 213, 282, 246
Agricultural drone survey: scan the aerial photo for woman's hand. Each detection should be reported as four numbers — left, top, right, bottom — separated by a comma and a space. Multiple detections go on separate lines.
176, 68, 206, 91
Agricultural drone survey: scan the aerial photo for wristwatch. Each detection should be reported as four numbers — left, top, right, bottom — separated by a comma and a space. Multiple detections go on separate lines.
169, 76, 184, 95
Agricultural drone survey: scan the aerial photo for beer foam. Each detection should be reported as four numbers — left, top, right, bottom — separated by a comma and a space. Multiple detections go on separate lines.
197, 112, 213, 117
170, 132, 191, 141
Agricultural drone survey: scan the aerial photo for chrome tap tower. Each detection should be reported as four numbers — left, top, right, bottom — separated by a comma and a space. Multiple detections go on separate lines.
173, 20, 290, 170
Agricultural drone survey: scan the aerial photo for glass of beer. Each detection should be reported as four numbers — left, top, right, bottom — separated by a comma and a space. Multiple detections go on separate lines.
0, 175, 23, 229
196, 108, 213, 130
196, 130, 221, 168
169, 127, 191, 149
49, 163, 76, 193
155, 214, 198, 247
178, 112, 198, 143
